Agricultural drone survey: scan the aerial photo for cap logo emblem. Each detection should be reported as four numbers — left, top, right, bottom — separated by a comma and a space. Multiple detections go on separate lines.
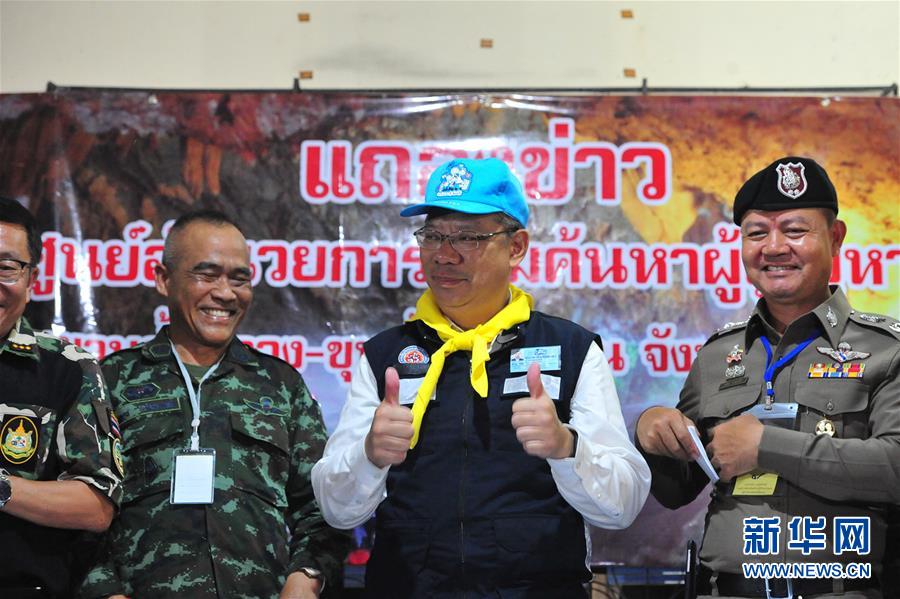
776, 162, 808, 199
436, 163, 472, 197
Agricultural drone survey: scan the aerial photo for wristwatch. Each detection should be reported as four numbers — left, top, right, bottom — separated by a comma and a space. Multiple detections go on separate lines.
298, 566, 325, 592
0, 469, 11, 509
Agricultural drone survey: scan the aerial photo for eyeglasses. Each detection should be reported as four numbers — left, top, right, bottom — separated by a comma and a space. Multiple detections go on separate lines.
0, 259, 33, 285
413, 227, 518, 252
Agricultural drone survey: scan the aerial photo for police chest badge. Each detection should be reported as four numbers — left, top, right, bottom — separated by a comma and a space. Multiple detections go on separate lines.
816, 342, 870, 363
857, 313, 884, 324
1, 415, 39, 467
725, 345, 745, 379
776, 162, 808, 199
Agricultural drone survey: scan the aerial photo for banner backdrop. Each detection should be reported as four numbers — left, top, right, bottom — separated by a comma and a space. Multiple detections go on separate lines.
0, 91, 897, 567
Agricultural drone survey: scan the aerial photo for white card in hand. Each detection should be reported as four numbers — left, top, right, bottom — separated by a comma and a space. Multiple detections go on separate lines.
171, 450, 216, 504
687, 426, 719, 483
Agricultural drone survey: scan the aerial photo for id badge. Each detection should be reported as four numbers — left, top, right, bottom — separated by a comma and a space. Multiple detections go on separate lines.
746, 402, 798, 422
170, 448, 216, 504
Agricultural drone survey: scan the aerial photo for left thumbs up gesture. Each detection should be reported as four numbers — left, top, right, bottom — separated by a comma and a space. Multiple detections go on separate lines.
511, 363, 575, 459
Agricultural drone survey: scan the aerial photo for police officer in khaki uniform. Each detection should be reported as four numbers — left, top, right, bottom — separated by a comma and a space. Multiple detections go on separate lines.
635, 157, 899, 598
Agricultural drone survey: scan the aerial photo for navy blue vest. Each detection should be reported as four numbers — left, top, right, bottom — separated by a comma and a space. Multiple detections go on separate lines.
363, 311, 600, 598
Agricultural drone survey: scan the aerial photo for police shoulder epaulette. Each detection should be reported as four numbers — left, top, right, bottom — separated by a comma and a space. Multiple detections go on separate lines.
701, 319, 749, 348
712, 319, 749, 337
849, 311, 900, 341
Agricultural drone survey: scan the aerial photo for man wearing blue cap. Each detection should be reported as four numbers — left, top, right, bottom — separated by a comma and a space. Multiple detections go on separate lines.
313, 158, 650, 598
636, 156, 900, 598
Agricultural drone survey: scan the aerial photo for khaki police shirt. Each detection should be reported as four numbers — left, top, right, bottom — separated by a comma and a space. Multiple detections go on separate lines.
642, 288, 900, 573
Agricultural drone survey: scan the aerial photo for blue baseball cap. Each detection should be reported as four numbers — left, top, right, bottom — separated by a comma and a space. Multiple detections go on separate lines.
400, 158, 530, 227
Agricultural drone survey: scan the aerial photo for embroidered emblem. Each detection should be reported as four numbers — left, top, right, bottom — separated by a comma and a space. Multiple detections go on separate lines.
858, 313, 884, 323
123, 383, 160, 402
891, 322, 900, 333
112, 438, 125, 477
816, 342, 870, 364
1, 416, 38, 465
436, 163, 473, 197
243, 396, 286, 416
398, 345, 430, 364
808, 362, 865, 379
776, 162, 808, 199
825, 306, 837, 328
815, 418, 836, 437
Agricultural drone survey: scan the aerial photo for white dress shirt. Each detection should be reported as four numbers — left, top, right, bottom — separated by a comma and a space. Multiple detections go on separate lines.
312, 341, 651, 532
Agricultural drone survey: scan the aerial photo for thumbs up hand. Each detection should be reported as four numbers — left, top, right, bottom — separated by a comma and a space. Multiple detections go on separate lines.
365, 367, 415, 468
511, 363, 575, 459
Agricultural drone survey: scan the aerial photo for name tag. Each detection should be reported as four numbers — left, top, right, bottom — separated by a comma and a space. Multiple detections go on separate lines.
510, 346, 561, 373
398, 377, 433, 406
170, 449, 216, 504
503, 374, 561, 400
733, 471, 779, 496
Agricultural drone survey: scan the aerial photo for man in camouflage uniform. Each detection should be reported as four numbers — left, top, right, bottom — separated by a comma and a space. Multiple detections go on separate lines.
0, 196, 123, 598
636, 157, 899, 598
79, 211, 348, 599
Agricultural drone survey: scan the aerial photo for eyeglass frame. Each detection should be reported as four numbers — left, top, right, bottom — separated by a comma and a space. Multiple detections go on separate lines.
413, 226, 520, 252
0, 258, 34, 285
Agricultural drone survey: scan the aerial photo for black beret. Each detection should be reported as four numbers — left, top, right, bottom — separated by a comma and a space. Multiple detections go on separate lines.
732, 156, 838, 225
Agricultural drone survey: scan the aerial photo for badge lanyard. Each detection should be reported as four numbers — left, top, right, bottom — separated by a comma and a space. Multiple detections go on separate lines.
170, 341, 222, 450
759, 332, 818, 409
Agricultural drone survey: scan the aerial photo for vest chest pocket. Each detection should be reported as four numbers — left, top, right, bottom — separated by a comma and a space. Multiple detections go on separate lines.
795, 381, 870, 439
229, 411, 290, 507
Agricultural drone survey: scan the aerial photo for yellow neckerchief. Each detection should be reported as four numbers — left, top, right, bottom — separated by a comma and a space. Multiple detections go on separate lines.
407, 285, 533, 448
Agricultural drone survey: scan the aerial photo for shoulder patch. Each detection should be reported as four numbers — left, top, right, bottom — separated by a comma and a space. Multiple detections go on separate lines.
849, 311, 900, 341
1, 415, 39, 469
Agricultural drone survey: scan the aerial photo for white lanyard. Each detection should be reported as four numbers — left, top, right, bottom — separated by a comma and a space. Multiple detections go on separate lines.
170, 341, 222, 451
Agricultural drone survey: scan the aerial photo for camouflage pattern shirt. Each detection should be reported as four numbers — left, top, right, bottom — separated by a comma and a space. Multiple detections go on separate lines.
0, 317, 123, 596
79, 327, 348, 599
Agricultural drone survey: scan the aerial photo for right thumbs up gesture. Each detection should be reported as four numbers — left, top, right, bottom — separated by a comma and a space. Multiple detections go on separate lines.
364, 367, 415, 468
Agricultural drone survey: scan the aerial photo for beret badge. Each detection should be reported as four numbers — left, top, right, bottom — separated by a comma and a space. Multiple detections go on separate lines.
776, 162, 808, 199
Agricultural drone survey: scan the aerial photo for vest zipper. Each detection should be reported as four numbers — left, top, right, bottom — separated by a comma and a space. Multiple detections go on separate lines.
459, 382, 470, 576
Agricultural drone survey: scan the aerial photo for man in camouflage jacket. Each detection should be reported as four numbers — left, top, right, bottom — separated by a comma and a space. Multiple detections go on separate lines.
0, 196, 123, 598
79, 211, 348, 599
